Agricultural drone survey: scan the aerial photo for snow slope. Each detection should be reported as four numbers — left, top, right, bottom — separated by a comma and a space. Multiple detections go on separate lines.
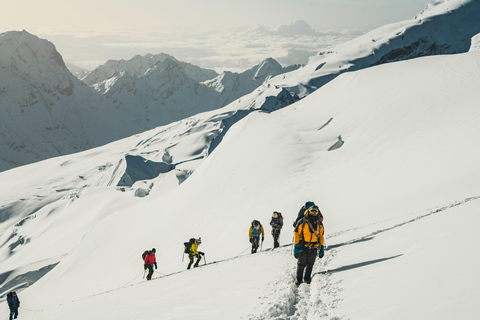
1, 48, 480, 319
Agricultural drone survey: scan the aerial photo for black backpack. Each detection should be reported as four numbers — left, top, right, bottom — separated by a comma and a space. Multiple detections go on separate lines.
141, 250, 149, 261
183, 238, 195, 254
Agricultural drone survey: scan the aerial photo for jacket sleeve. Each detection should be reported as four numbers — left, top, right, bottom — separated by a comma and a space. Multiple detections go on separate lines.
261, 226, 265, 238
319, 224, 325, 246
249, 226, 252, 239
294, 223, 302, 245
144, 254, 149, 265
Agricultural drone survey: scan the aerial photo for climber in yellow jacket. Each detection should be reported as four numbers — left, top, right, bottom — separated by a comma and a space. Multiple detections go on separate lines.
293, 205, 325, 285
187, 238, 204, 269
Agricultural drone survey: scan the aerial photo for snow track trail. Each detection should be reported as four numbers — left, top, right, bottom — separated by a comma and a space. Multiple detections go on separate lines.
244, 247, 342, 320
243, 195, 480, 320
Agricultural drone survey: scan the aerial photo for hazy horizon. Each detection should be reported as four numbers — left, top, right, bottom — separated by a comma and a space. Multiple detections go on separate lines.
1, 0, 433, 72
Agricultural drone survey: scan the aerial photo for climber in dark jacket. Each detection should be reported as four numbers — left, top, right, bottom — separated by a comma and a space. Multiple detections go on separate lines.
7, 291, 20, 320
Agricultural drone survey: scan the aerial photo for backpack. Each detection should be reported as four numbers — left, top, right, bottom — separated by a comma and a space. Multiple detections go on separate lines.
142, 250, 149, 261
251, 220, 261, 228
183, 238, 195, 254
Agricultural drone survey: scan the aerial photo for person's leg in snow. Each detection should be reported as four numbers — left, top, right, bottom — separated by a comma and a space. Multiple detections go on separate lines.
272, 229, 280, 248
296, 248, 317, 284
251, 236, 259, 253
193, 254, 202, 267
188, 254, 194, 269
303, 248, 317, 283
146, 264, 154, 280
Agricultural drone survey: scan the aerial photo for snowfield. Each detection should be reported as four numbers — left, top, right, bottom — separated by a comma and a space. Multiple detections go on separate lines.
1, 48, 480, 319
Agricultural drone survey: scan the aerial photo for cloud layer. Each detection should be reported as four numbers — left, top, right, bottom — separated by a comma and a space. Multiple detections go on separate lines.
36, 21, 364, 72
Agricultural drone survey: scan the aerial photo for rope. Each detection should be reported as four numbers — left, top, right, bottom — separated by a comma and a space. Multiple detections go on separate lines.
10, 246, 265, 315
115, 271, 144, 289
235, 245, 252, 257
20, 306, 45, 313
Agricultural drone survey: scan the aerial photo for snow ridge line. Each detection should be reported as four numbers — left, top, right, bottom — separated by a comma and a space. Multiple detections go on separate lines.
328, 195, 480, 251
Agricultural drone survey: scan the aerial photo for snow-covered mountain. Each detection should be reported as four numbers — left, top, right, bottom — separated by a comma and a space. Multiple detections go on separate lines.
0, 32, 300, 172
0, 30, 140, 172
3, 0, 478, 174
203, 57, 301, 106
0, 31, 299, 172
83, 54, 301, 128
1, 43, 480, 319
270, 0, 480, 95
82, 53, 218, 87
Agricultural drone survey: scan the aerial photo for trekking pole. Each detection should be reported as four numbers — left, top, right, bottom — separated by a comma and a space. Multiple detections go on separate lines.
143, 269, 146, 279
182, 252, 185, 262
291, 234, 294, 254
204, 254, 207, 265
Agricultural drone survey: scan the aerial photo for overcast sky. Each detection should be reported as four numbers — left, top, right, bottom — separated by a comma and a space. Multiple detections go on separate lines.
1, 0, 433, 72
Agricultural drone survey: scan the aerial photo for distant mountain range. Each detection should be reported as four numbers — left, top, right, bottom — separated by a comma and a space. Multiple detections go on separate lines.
1, 0, 479, 172
0, 32, 300, 172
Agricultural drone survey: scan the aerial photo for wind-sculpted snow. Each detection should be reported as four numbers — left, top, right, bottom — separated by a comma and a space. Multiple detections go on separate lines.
117, 155, 175, 187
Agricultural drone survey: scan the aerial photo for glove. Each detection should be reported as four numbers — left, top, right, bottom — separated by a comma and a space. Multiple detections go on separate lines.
249, 238, 253, 243
199, 251, 205, 256
154, 262, 158, 269
262, 238, 264, 242
293, 244, 303, 259
144, 264, 147, 270
318, 245, 325, 259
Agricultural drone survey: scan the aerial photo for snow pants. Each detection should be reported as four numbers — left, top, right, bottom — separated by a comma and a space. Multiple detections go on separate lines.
9, 308, 18, 320
188, 253, 201, 269
296, 247, 317, 283
272, 229, 281, 248
251, 236, 260, 253
145, 264, 154, 280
